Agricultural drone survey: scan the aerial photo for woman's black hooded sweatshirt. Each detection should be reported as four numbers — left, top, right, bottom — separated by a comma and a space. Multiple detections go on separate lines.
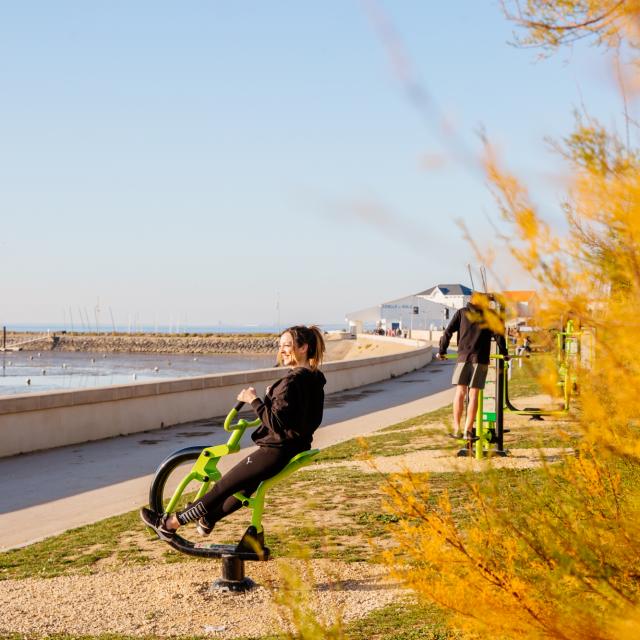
249, 366, 326, 450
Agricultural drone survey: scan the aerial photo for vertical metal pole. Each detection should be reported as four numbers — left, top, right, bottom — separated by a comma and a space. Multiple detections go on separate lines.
221, 555, 245, 582
475, 388, 484, 460
496, 356, 505, 452
2, 326, 5, 350
410, 305, 413, 339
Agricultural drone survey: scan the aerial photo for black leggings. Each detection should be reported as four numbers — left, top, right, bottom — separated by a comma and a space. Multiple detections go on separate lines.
176, 445, 302, 527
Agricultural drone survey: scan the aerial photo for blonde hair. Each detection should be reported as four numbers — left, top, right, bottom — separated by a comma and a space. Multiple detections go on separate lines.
279, 325, 326, 370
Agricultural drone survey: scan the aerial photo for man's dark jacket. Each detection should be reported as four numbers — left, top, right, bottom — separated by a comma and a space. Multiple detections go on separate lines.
438, 303, 507, 365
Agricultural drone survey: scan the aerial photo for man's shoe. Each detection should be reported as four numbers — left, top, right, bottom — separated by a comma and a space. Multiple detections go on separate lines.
196, 517, 214, 537
449, 431, 479, 442
139, 507, 176, 541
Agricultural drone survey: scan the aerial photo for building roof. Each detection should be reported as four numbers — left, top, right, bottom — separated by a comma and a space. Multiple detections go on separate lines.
418, 284, 473, 297
501, 290, 538, 302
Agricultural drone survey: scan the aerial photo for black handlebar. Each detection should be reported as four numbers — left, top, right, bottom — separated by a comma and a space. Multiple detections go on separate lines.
234, 401, 245, 412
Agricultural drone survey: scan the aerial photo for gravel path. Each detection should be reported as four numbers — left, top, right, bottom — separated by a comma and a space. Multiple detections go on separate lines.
319, 447, 573, 474
0, 559, 399, 638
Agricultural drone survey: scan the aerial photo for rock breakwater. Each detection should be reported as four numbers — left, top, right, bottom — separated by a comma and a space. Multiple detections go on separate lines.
4, 332, 279, 355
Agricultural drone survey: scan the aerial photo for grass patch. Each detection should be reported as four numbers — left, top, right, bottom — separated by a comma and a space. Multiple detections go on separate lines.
379, 404, 454, 432
0, 463, 479, 580
317, 426, 446, 462
507, 353, 558, 398
508, 427, 580, 449
0, 510, 152, 581
315, 438, 371, 462
345, 599, 463, 640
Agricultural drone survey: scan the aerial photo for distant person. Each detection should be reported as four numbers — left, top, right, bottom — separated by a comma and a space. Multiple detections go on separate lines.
436, 295, 508, 439
140, 325, 326, 541
515, 334, 532, 366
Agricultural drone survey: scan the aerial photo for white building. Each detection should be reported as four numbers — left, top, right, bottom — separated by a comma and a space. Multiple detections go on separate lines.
346, 283, 472, 335
419, 283, 473, 310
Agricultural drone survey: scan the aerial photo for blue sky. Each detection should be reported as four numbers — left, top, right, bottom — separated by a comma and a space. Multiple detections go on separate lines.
0, 1, 632, 327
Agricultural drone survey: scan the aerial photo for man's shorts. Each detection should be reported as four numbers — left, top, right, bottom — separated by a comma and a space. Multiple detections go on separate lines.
452, 362, 489, 389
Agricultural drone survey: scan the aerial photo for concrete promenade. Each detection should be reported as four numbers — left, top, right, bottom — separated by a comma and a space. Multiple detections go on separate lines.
0, 360, 455, 551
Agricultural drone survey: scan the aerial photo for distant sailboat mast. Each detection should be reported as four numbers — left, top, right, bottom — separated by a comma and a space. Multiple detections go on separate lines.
109, 307, 116, 334
480, 265, 488, 293
467, 264, 475, 291
94, 297, 101, 333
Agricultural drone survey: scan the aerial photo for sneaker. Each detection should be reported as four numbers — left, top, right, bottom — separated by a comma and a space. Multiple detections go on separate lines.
139, 507, 176, 541
196, 517, 214, 537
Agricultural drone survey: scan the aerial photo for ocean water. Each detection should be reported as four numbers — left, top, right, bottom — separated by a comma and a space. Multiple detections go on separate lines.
0, 351, 277, 397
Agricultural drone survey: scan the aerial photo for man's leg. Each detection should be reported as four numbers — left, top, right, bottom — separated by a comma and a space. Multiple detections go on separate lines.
453, 384, 468, 435
464, 387, 481, 436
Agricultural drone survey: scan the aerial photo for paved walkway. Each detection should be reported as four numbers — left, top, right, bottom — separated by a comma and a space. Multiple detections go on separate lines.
0, 361, 455, 550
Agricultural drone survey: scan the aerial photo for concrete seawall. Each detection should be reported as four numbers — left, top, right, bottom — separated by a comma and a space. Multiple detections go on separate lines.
0, 336, 432, 458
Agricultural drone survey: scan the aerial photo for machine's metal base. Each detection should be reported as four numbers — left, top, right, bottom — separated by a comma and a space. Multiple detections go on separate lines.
456, 448, 510, 458
209, 555, 258, 593
523, 407, 545, 421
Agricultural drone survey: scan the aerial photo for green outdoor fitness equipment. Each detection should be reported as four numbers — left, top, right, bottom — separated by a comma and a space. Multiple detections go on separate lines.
446, 347, 509, 460
503, 319, 587, 419
146, 401, 319, 591
556, 319, 582, 397
445, 316, 591, 459
453, 342, 574, 459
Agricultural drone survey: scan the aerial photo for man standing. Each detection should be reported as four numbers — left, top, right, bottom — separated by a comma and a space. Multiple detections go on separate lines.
436, 295, 508, 439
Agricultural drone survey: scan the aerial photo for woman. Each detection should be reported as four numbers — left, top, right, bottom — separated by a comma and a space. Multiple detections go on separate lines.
140, 324, 326, 541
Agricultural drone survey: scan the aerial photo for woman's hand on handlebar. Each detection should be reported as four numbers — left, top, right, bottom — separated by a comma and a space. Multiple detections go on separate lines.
237, 387, 258, 404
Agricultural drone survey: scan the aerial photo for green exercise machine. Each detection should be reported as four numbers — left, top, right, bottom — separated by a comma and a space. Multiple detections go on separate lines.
447, 342, 509, 460
146, 401, 319, 591
447, 317, 591, 458
504, 319, 587, 419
